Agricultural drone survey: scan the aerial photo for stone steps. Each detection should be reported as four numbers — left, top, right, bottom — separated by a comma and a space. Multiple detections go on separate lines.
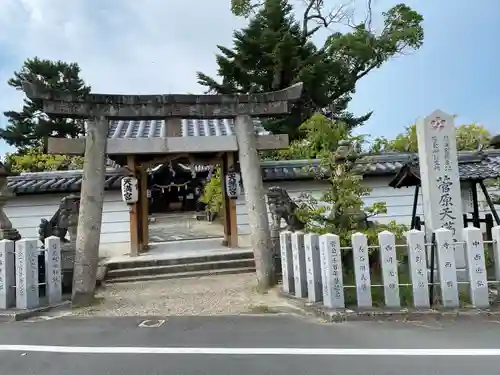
107, 258, 255, 280
147, 237, 225, 250
105, 266, 256, 284
103, 250, 255, 283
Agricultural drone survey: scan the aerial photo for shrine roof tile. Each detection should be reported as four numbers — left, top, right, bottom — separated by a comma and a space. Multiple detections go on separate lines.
388, 150, 500, 188
459, 162, 500, 180
7, 150, 500, 195
259, 150, 500, 181
7, 168, 126, 194
107, 119, 269, 138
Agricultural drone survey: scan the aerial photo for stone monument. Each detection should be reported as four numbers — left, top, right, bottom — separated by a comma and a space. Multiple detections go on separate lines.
416, 109, 466, 274
38, 194, 80, 292
0, 163, 20, 241
59, 195, 80, 292
267, 186, 305, 274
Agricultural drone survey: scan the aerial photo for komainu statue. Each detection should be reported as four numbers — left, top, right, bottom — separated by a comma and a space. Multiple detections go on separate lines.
267, 186, 305, 232
38, 195, 80, 246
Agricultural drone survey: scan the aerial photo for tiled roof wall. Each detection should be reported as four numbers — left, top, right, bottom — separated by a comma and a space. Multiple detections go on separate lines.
7, 169, 125, 194
7, 150, 500, 195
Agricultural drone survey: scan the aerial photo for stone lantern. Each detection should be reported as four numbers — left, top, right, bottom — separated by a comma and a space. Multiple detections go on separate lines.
0, 162, 20, 241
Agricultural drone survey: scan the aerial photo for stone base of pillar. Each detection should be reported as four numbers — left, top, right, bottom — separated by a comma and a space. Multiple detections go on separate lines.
61, 242, 76, 293
61, 242, 76, 269
0, 228, 21, 241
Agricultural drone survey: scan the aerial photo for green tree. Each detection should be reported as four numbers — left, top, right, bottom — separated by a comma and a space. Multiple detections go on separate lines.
4, 147, 83, 173
371, 123, 491, 153
199, 167, 224, 215
230, 0, 259, 17
1, 57, 90, 151
263, 112, 366, 160
200, 0, 339, 139
208, 0, 424, 139
264, 116, 407, 247
292, 127, 408, 284
296, 154, 405, 247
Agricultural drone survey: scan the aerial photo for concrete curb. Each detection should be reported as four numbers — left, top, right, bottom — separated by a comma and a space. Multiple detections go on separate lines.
278, 291, 500, 322
0, 300, 72, 323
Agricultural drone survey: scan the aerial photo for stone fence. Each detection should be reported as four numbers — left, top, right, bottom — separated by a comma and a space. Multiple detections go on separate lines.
0, 237, 63, 310
280, 226, 500, 309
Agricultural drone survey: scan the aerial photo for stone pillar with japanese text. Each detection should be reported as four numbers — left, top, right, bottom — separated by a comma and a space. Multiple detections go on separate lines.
416, 110, 466, 272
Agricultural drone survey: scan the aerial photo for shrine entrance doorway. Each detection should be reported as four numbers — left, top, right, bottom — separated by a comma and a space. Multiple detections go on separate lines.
47, 117, 286, 257
142, 152, 229, 246
106, 135, 247, 256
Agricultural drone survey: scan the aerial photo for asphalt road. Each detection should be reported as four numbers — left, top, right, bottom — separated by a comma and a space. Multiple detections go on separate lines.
2, 313, 500, 374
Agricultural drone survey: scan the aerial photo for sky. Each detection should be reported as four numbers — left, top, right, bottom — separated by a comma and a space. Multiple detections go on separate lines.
0, 0, 499, 155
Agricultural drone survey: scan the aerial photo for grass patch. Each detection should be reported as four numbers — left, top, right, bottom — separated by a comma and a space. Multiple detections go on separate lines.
247, 304, 279, 314
71, 296, 106, 309
252, 284, 271, 295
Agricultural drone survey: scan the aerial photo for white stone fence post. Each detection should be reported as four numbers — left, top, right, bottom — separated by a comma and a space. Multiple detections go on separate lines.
277, 227, 497, 310
0, 236, 63, 310
0, 239, 15, 309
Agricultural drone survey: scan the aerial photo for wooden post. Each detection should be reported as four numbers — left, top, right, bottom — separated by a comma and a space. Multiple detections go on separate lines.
227, 152, 239, 248
221, 153, 239, 248
471, 180, 481, 228
127, 155, 140, 257
136, 175, 143, 252
235, 114, 274, 290
140, 166, 149, 252
72, 116, 108, 306
221, 155, 230, 247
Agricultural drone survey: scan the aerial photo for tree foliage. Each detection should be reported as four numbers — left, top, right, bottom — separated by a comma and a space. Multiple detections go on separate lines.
263, 115, 404, 248
199, 167, 224, 215
210, 0, 424, 139
201, 0, 334, 139
203, 113, 407, 252
371, 123, 492, 153
231, 0, 259, 17
263, 112, 365, 160
296, 158, 406, 247
4, 147, 84, 173
1, 57, 90, 151
284, 119, 407, 248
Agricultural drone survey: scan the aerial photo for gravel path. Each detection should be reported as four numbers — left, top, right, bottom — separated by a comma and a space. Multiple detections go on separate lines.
73, 274, 298, 317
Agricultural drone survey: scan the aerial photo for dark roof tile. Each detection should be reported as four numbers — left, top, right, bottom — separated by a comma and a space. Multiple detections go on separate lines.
7, 168, 126, 194
7, 150, 500, 195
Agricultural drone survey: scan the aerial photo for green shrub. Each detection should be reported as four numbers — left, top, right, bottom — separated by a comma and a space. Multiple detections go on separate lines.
199, 167, 223, 215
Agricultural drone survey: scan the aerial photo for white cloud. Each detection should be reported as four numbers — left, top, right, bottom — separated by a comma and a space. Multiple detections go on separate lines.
3, 0, 490, 157
0, 0, 248, 153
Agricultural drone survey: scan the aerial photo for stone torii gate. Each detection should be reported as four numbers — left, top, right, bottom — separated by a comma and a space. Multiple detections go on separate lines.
23, 80, 303, 302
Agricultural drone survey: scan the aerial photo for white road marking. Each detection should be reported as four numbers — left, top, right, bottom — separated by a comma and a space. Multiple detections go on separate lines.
407, 321, 443, 330
138, 320, 166, 328
0, 346, 499, 355
23, 312, 73, 323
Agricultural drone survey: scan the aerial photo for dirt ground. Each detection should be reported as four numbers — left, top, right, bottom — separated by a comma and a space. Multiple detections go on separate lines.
73, 273, 301, 317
